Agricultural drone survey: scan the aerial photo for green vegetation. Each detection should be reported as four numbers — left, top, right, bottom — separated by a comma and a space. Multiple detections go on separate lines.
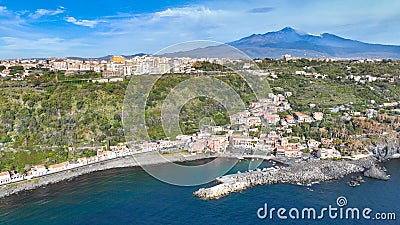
145, 73, 257, 140
2, 59, 400, 170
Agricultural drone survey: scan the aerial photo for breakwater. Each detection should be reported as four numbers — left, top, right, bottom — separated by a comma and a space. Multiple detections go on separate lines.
194, 159, 381, 200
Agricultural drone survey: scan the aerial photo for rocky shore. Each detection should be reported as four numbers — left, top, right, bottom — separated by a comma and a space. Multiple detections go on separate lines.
194, 159, 384, 200
364, 164, 390, 180
0, 152, 215, 198
368, 140, 400, 161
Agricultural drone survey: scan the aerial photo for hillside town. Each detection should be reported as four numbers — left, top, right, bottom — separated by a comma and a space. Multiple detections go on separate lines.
0, 55, 398, 187
0, 55, 240, 80
0, 86, 373, 186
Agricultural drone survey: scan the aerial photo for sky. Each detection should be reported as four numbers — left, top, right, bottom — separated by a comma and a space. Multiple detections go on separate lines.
0, 0, 399, 59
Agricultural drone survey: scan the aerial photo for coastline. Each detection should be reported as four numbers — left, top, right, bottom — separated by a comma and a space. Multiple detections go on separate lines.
193, 158, 384, 200
0, 151, 392, 200
0, 152, 216, 199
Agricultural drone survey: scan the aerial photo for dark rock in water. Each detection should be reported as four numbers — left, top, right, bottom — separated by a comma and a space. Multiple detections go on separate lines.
347, 180, 359, 187
364, 164, 390, 180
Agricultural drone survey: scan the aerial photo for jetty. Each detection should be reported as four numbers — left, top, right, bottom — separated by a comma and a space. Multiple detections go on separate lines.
194, 159, 375, 200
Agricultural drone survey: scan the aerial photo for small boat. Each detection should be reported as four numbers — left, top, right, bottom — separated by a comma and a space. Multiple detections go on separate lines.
237, 156, 244, 160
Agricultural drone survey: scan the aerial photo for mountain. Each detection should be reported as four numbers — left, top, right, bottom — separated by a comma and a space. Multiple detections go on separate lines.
162, 27, 400, 59
228, 27, 400, 59
66, 53, 147, 61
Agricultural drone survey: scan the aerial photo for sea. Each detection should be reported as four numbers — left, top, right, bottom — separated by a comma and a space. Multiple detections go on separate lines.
0, 158, 399, 225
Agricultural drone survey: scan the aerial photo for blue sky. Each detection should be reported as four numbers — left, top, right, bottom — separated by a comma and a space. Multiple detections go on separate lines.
0, 0, 399, 58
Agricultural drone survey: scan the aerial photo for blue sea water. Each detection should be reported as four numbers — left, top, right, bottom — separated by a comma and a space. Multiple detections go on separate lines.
0, 159, 399, 225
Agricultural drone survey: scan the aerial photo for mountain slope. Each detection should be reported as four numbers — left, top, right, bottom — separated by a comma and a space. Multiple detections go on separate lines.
227, 27, 400, 59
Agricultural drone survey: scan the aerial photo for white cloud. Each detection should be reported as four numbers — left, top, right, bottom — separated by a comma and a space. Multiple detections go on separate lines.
29, 7, 65, 19
65, 16, 100, 28
0, 6, 7, 13
155, 6, 216, 17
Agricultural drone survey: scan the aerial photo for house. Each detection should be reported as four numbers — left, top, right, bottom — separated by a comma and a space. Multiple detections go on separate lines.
312, 112, 324, 121
247, 117, 262, 127
189, 140, 207, 153
176, 134, 193, 142
250, 108, 264, 117
250, 102, 261, 108
285, 115, 295, 124
320, 148, 342, 159
294, 112, 313, 123
280, 138, 289, 146
275, 146, 286, 157
284, 92, 293, 97
0, 171, 11, 184
307, 139, 321, 149
383, 102, 398, 107
282, 102, 292, 111
259, 98, 272, 104
207, 135, 229, 152
97, 150, 117, 160
230, 111, 251, 124
321, 138, 333, 146
48, 162, 68, 173
284, 148, 302, 158
141, 140, 175, 152
264, 113, 280, 124
31, 165, 48, 177
268, 131, 279, 140
77, 157, 89, 166
10, 172, 24, 182
231, 135, 256, 149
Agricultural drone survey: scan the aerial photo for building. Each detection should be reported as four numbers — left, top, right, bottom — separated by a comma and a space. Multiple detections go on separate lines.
319, 148, 342, 159
189, 140, 207, 153
207, 135, 229, 152
247, 117, 262, 127
285, 115, 295, 124
77, 157, 89, 166
307, 139, 321, 149
123, 65, 132, 76
312, 112, 324, 121
294, 112, 313, 123
321, 138, 333, 146
48, 162, 69, 173
0, 171, 11, 184
31, 165, 48, 177
231, 135, 256, 149
110, 56, 125, 64
264, 113, 280, 125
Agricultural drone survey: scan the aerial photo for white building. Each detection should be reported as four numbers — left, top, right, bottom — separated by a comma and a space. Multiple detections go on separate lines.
31, 165, 48, 177
0, 171, 11, 184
